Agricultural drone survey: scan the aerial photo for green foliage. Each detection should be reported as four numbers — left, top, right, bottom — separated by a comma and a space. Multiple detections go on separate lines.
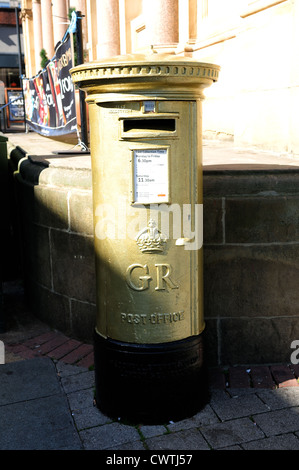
68, 6, 75, 20
68, 7, 78, 66
40, 48, 49, 69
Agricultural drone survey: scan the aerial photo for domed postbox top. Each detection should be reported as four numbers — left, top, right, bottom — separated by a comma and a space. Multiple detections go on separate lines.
70, 52, 220, 98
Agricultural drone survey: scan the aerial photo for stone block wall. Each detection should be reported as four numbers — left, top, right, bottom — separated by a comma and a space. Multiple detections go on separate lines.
203, 169, 299, 366
12, 150, 96, 343
9, 143, 299, 366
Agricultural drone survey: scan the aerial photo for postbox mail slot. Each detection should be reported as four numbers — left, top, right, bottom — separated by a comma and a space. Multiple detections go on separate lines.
123, 118, 175, 132
119, 115, 178, 139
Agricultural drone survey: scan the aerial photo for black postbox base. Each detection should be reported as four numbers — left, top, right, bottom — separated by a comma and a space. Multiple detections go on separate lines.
93, 331, 209, 425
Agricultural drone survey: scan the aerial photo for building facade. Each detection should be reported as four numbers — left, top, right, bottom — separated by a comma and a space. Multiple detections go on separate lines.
20, 0, 299, 155
11, 0, 299, 365
0, 5, 24, 90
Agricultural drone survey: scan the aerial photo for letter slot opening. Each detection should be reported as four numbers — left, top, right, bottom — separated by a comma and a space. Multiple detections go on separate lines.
123, 118, 176, 133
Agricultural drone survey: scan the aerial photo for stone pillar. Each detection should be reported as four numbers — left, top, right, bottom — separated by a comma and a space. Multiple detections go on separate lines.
143, 0, 178, 49
32, 0, 43, 72
86, 0, 97, 61
41, 0, 54, 59
96, 0, 120, 58
52, 0, 68, 47
20, 6, 34, 77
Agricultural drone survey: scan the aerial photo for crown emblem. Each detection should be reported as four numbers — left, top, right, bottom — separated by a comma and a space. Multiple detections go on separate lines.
135, 219, 167, 253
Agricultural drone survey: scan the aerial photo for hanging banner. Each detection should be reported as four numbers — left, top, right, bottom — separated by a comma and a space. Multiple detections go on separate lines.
23, 33, 77, 136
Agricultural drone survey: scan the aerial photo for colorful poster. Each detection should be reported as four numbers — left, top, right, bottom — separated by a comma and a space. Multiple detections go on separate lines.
23, 34, 77, 136
5, 88, 24, 124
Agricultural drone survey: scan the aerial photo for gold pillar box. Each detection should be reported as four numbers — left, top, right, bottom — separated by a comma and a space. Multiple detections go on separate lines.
71, 53, 219, 424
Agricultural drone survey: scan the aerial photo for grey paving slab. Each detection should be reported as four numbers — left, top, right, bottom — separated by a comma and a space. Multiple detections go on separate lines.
56, 360, 88, 378
166, 404, 219, 432
79, 422, 141, 450
242, 433, 299, 450
210, 392, 268, 421
0, 395, 82, 450
220, 445, 243, 450
199, 417, 265, 449
209, 389, 231, 404
109, 440, 147, 450
253, 407, 299, 436
72, 405, 112, 431
256, 388, 299, 411
227, 387, 258, 397
146, 428, 210, 450
139, 424, 168, 439
0, 358, 82, 450
0, 356, 61, 405
66, 386, 112, 430
66, 387, 95, 411
60, 369, 95, 393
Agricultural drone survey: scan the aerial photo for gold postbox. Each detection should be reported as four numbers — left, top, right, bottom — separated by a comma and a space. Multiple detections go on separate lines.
71, 53, 220, 424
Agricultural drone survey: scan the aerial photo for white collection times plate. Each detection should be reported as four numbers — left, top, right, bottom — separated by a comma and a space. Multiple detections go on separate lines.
133, 149, 169, 204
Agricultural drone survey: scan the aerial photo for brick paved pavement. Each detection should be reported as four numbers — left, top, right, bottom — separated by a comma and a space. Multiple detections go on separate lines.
5, 330, 299, 390
1, 280, 299, 451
